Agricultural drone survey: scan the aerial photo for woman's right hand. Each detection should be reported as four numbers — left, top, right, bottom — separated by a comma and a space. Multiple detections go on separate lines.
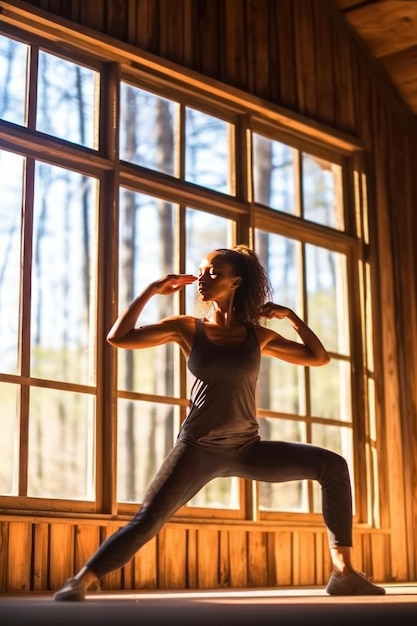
151, 274, 198, 295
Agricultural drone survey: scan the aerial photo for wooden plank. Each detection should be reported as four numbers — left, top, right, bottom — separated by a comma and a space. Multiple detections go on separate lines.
221, 0, 247, 90
344, 0, 417, 58
298, 531, 315, 585
370, 532, 390, 582
105, 0, 128, 41
228, 529, 247, 587
135, 0, 159, 53
133, 535, 157, 589
164, 527, 186, 589
218, 529, 230, 587
273, 530, 292, 586
293, 0, 317, 118
273, 0, 297, 109
186, 528, 197, 588
100, 524, 121, 590
49, 523, 74, 589
248, 530, 268, 586
331, 12, 356, 132
312, 0, 336, 127
33, 522, 49, 591
245, 0, 270, 99
182, 0, 195, 69
80, 0, 105, 32
75, 524, 100, 572
7, 522, 32, 591
199, 0, 221, 77
158, 0, 184, 65
0, 522, 9, 592
197, 529, 218, 588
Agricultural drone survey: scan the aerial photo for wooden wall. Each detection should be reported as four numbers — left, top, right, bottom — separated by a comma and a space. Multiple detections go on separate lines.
1, 0, 417, 591
0, 516, 390, 592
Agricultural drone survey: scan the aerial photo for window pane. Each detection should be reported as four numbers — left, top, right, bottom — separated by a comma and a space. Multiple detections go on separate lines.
187, 477, 240, 509
185, 208, 234, 317
259, 357, 305, 414
310, 359, 352, 421
0, 35, 28, 125
305, 244, 350, 355
258, 418, 308, 512
120, 84, 177, 175
37, 51, 98, 148
117, 190, 179, 395
0, 151, 24, 374
311, 423, 354, 514
253, 134, 297, 214
31, 163, 98, 385
302, 154, 344, 230
0, 382, 19, 495
117, 399, 179, 503
185, 108, 233, 194
256, 231, 306, 415
27, 388, 95, 499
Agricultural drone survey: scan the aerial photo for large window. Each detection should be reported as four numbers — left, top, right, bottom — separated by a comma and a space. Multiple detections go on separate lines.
0, 24, 379, 526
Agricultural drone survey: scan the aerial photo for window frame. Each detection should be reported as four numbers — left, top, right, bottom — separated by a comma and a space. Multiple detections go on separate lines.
0, 12, 378, 528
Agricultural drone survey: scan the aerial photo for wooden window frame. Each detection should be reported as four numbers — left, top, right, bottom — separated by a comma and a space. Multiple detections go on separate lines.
0, 4, 380, 530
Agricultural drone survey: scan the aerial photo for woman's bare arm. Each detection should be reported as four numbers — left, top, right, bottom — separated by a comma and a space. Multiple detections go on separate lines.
257, 303, 330, 366
106, 274, 197, 350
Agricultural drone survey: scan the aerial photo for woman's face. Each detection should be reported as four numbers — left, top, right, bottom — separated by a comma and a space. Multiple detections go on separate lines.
197, 252, 241, 303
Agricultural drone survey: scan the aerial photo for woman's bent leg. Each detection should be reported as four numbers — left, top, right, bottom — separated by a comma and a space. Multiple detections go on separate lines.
231, 440, 352, 547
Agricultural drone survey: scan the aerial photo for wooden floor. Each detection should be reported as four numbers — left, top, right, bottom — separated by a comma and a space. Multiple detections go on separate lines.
1, 585, 417, 625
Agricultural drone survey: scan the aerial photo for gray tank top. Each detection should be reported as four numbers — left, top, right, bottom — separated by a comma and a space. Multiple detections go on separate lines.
178, 318, 261, 448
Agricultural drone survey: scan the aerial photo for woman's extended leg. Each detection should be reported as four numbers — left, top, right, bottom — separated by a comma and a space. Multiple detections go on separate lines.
53, 441, 225, 601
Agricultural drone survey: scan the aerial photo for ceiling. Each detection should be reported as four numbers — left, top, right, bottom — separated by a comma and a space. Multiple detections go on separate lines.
334, 0, 417, 117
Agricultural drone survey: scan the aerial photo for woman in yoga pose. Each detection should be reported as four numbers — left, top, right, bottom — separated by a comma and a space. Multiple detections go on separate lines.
53, 244, 385, 600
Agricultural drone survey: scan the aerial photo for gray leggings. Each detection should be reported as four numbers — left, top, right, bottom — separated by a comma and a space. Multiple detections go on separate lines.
86, 439, 352, 578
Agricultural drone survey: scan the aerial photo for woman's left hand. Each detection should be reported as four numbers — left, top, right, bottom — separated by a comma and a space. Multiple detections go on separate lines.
260, 302, 292, 320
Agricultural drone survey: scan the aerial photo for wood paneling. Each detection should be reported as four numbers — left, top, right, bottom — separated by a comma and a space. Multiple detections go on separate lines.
0, 518, 391, 592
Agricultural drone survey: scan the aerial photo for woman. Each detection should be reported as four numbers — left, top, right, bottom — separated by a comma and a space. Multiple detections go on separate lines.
53, 244, 385, 600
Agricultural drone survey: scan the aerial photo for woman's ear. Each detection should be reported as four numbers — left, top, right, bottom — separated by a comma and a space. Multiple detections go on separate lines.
231, 276, 242, 289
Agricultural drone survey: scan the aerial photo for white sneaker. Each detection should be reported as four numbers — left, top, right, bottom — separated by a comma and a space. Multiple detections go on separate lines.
53, 577, 86, 601
326, 571, 386, 596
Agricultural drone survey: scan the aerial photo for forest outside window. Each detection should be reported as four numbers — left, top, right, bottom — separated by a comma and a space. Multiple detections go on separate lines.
0, 23, 378, 526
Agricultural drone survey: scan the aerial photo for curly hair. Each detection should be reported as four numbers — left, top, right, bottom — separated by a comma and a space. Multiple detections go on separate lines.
214, 245, 273, 324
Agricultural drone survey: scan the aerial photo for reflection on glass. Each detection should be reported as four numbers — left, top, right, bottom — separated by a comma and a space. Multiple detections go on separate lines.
305, 244, 349, 355
185, 107, 233, 194
310, 359, 351, 421
0, 35, 28, 126
311, 423, 354, 513
117, 189, 178, 394
120, 84, 177, 175
302, 154, 344, 230
117, 399, 179, 503
0, 382, 19, 495
37, 51, 98, 148
258, 418, 308, 511
0, 151, 24, 374
253, 133, 296, 213
28, 388, 95, 499
31, 163, 98, 384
